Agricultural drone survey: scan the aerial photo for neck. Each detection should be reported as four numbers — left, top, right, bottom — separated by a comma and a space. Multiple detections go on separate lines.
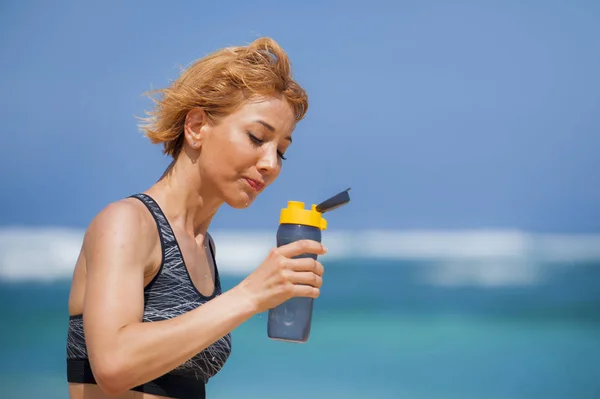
145, 157, 223, 239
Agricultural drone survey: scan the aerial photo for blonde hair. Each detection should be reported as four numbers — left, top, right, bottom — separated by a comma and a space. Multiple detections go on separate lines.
139, 37, 309, 158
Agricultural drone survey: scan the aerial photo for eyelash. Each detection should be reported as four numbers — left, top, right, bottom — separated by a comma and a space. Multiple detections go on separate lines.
247, 132, 287, 160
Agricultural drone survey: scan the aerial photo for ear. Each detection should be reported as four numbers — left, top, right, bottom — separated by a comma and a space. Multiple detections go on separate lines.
184, 108, 208, 150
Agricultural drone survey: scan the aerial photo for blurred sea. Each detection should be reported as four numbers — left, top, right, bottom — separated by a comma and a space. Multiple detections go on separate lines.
1, 227, 600, 399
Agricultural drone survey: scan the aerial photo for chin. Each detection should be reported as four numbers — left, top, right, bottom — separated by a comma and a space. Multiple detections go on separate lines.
226, 191, 257, 209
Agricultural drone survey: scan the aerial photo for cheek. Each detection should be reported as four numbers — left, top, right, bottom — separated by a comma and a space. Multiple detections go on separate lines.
204, 133, 256, 172
228, 134, 264, 165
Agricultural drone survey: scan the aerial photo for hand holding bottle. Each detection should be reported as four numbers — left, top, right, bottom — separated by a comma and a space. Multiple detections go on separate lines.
238, 239, 327, 314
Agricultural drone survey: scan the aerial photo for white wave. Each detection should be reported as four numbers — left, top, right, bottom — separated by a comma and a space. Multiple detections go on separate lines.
1, 227, 600, 286
0, 227, 83, 282
418, 260, 544, 287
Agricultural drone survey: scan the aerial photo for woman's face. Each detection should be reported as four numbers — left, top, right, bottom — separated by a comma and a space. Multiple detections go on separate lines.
186, 95, 297, 208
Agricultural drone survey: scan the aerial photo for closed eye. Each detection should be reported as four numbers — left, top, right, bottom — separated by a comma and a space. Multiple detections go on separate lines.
248, 132, 263, 145
247, 132, 287, 160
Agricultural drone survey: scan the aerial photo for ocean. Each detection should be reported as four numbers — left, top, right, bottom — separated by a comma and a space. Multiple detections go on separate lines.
1, 228, 600, 399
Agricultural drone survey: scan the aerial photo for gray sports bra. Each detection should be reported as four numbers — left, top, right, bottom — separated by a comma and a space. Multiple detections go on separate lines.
66, 193, 232, 399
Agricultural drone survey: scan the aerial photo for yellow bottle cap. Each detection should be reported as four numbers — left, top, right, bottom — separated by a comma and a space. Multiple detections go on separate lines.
279, 201, 328, 230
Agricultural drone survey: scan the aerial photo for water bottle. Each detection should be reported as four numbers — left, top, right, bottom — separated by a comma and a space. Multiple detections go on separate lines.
268, 188, 351, 343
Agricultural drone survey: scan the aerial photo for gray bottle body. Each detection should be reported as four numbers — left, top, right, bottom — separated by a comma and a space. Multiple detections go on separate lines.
267, 223, 322, 343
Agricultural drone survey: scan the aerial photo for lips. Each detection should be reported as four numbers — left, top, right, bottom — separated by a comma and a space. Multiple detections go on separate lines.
245, 178, 265, 192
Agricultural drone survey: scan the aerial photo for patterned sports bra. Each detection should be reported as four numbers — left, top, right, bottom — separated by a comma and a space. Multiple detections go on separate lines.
66, 193, 232, 399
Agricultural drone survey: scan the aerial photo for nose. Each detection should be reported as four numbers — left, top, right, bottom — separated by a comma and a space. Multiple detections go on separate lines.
256, 146, 280, 176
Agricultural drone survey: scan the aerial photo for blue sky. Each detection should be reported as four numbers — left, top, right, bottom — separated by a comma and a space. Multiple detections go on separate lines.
1, 0, 599, 232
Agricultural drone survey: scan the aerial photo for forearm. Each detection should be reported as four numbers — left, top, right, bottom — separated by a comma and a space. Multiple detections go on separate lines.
93, 284, 256, 393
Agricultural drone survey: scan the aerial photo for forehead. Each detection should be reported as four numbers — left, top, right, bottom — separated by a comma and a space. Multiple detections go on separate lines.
229, 95, 296, 134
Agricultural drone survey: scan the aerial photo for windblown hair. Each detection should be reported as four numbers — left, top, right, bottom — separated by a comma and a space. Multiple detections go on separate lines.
139, 37, 309, 158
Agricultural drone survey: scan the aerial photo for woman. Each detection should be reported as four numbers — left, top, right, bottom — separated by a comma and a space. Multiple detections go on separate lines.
65, 37, 327, 399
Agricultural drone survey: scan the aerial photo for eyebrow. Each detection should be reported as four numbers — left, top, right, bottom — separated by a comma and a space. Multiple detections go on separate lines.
255, 119, 292, 142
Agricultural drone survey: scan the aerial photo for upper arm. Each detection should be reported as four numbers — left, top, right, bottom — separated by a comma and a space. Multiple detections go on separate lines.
82, 199, 159, 363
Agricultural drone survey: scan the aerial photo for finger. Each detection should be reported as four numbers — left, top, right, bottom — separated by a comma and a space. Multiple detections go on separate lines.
277, 239, 327, 259
287, 258, 324, 275
292, 284, 321, 299
288, 271, 323, 288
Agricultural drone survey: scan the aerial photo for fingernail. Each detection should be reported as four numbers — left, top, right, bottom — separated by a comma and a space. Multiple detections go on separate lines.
323, 245, 328, 252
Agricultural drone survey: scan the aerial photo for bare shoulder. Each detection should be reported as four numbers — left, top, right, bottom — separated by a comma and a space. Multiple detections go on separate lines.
83, 198, 159, 273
